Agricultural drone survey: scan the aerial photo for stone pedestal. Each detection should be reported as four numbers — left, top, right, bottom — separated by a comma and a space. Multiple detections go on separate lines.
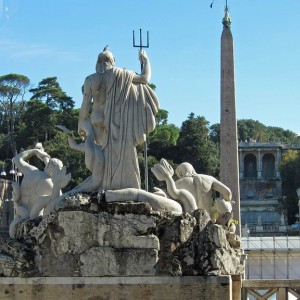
0, 276, 233, 300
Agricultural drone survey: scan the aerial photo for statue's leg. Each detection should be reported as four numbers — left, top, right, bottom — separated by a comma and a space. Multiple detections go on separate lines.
30, 196, 51, 219
43, 194, 65, 216
90, 144, 104, 190
9, 216, 23, 239
105, 188, 139, 202
106, 189, 182, 214
90, 117, 104, 145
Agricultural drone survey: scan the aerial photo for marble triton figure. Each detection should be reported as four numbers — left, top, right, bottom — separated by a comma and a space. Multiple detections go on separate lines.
9, 145, 70, 238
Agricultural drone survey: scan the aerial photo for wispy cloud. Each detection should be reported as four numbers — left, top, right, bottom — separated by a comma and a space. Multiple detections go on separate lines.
0, 39, 79, 61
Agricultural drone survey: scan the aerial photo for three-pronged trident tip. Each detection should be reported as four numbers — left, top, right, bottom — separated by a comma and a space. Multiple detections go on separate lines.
133, 29, 149, 50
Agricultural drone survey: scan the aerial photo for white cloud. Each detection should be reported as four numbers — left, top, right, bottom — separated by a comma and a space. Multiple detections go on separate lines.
0, 39, 79, 61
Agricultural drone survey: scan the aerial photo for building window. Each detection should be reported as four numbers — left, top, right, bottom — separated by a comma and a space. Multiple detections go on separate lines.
244, 154, 257, 178
262, 153, 275, 179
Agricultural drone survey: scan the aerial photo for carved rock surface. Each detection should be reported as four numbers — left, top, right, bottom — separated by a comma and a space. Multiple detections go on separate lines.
0, 238, 38, 277
80, 247, 158, 276
0, 193, 244, 277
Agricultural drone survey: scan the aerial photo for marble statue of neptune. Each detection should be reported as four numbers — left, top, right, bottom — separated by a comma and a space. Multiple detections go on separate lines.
78, 47, 159, 190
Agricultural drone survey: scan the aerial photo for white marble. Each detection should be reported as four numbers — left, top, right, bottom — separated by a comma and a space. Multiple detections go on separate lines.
78, 47, 159, 191
9, 145, 70, 238
106, 159, 233, 219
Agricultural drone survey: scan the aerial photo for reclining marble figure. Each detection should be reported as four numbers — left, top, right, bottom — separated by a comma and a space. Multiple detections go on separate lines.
106, 159, 233, 218
173, 161, 233, 216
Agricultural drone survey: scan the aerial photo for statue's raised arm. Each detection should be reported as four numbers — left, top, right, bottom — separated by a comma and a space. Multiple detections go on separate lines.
13, 148, 50, 176
132, 50, 151, 84
78, 77, 92, 137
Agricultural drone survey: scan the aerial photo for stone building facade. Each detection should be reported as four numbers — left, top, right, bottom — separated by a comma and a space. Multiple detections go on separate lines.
239, 142, 300, 236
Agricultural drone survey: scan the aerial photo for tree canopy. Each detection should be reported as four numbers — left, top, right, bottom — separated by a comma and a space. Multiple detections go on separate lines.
209, 119, 299, 145
148, 109, 179, 160
174, 113, 219, 176
0, 74, 30, 155
29, 77, 74, 110
280, 150, 300, 224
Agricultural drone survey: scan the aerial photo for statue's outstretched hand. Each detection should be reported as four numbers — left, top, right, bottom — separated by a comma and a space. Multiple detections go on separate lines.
77, 120, 86, 137
153, 187, 167, 198
35, 149, 50, 164
139, 49, 148, 64
151, 158, 174, 181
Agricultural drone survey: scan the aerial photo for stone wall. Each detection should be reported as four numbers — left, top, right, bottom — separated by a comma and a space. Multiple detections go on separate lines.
0, 276, 232, 300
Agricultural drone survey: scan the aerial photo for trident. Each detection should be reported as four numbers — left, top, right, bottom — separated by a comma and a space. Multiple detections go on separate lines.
210, 0, 228, 8
133, 28, 150, 191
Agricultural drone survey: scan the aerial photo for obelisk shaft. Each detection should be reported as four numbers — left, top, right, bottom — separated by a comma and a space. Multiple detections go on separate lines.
220, 8, 241, 235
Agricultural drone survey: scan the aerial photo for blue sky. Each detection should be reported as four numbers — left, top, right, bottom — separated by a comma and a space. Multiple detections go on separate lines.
1, 0, 300, 134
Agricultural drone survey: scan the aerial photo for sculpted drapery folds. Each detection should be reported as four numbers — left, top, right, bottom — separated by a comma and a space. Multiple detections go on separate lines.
78, 47, 159, 191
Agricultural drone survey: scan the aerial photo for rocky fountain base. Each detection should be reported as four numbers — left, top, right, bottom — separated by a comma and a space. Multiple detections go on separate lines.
0, 192, 244, 299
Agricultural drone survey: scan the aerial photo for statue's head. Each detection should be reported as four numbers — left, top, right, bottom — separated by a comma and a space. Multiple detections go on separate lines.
96, 46, 115, 73
175, 162, 197, 178
35, 142, 44, 151
45, 158, 63, 178
35, 142, 50, 165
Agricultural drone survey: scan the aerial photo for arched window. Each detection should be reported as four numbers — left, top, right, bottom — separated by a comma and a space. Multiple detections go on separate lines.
244, 154, 257, 178
262, 153, 275, 179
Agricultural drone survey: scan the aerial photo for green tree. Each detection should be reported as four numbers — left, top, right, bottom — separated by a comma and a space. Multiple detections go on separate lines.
210, 119, 299, 144
0, 74, 30, 155
148, 109, 179, 159
26, 76, 78, 147
29, 77, 74, 110
155, 109, 169, 125
209, 123, 220, 144
280, 150, 300, 224
16, 100, 54, 149
237, 119, 268, 142
267, 126, 298, 144
57, 108, 80, 133
173, 113, 220, 176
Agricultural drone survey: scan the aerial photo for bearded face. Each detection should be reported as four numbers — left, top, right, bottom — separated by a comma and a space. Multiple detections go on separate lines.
96, 61, 113, 73
96, 52, 114, 73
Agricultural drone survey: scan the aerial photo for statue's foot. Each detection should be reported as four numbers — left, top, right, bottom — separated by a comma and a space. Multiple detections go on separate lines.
97, 190, 106, 203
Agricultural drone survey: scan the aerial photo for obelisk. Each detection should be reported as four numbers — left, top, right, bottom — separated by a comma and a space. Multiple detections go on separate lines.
220, 6, 241, 235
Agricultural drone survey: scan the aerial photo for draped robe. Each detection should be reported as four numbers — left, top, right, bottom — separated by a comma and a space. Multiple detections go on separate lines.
101, 67, 159, 190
